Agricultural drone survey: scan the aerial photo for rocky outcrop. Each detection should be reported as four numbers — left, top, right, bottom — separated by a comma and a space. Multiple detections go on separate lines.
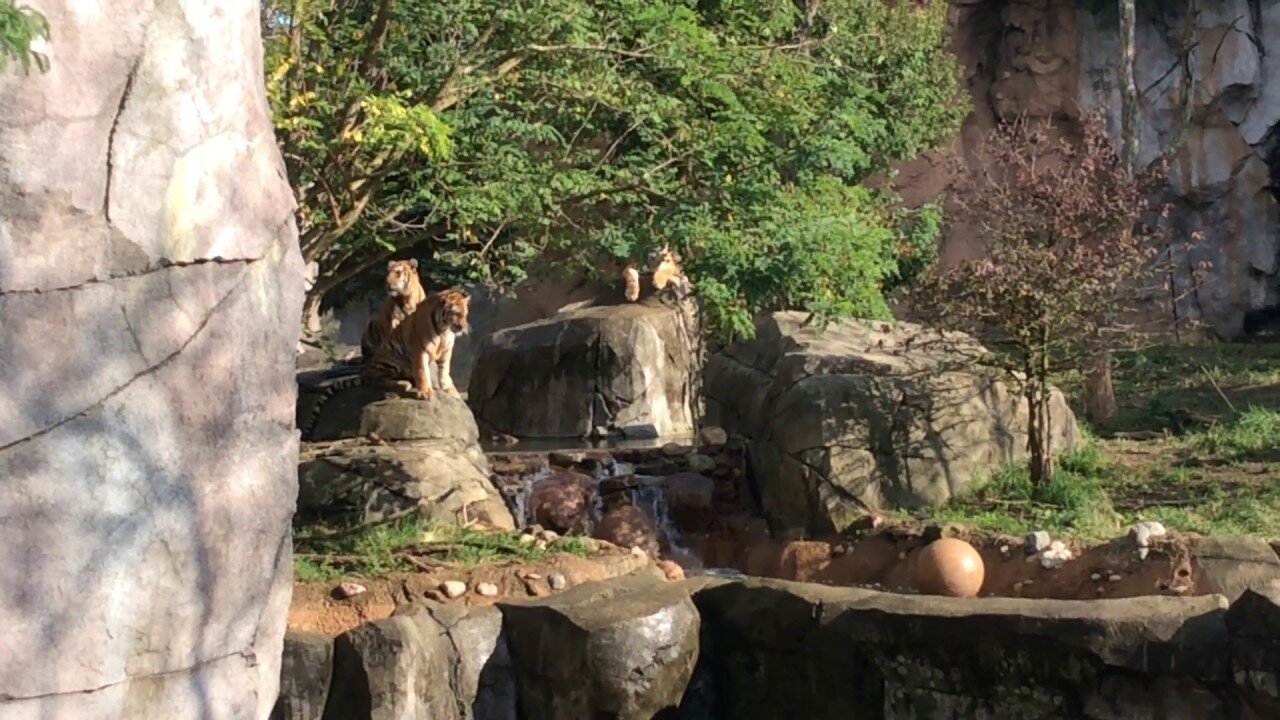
468, 298, 699, 440
278, 572, 1280, 719
901, 1, 1280, 339
0, 2, 302, 718
299, 397, 515, 529
704, 313, 1081, 533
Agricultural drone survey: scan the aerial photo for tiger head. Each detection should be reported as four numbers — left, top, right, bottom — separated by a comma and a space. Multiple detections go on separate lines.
384, 259, 420, 298
437, 288, 470, 335
648, 244, 681, 269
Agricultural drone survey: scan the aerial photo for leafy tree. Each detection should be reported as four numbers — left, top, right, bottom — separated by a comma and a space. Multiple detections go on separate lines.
0, 1, 49, 74
263, 0, 966, 337
911, 111, 1195, 485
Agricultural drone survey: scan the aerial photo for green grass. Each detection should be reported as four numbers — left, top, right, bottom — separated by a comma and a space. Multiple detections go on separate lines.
917, 408, 1280, 541
292, 515, 592, 582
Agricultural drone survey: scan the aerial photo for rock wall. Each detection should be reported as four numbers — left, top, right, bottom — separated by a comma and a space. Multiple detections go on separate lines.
276, 572, 1280, 719
901, 0, 1280, 339
0, 2, 303, 719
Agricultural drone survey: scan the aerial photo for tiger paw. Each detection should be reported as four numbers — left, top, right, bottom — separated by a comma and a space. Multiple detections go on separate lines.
415, 388, 435, 401
442, 385, 460, 398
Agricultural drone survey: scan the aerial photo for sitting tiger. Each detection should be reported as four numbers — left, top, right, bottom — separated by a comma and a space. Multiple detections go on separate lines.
361, 259, 427, 362
362, 288, 470, 400
624, 244, 691, 302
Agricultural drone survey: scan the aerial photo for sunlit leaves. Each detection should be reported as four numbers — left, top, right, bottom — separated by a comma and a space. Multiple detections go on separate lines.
0, 1, 49, 75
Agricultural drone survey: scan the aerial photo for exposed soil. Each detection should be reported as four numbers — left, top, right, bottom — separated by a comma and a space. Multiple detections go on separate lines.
290, 549, 648, 636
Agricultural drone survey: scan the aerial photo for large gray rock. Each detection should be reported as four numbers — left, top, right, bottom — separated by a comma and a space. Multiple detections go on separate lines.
273, 632, 335, 720
298, 397, 515, 529
500, 571, 701, 720
704, 313, 1081, 532
0, 2, 301, 719
323, 611, 457, 720
468, 298, 699, 439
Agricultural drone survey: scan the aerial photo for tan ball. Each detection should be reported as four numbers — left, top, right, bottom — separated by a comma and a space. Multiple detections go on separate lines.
915, 538, 985, 598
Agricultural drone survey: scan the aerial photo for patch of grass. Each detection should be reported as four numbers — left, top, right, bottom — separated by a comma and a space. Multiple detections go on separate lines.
1183, 407, 1280, 462
292, 515, 592, 581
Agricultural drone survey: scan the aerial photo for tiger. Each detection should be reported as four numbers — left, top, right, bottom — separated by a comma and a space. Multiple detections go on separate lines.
360, 259, 427, 362
361, 288, 471, 400
298, 288, 469, 439
622, 244, 691, 302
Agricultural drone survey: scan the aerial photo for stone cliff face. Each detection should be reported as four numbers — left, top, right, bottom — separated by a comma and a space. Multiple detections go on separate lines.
901, 0, 1280, 339
0, 1, 302, 718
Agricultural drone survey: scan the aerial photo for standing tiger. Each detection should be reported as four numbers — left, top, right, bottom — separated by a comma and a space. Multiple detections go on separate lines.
623, 244, 691, 302
361, 259, 427, 362
362, 288, 470, 400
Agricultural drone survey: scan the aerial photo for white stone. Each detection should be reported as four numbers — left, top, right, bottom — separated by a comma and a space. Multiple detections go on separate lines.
549, 573, 568, 591
475, 582, 499, 597
441, 581, 467, 599
336, 582, 367, 599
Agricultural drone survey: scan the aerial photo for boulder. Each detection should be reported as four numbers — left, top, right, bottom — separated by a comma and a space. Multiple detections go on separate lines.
322, 612, 457, 720
704, 313, 1081, 533
593, 505, 662, 560
529, 468, 596, 535
273, 632, 335, 720
500, 572, 700, 720
393, 604, 518, 720
1194, 537, 1280, 602
298, 396, 515, 529
0, 2, 301, 718
468, 299, 699, 439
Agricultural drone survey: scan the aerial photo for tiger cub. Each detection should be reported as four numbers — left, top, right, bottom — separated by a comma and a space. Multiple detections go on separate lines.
623, 244, 691, 302
362, 288, 470, 400
361, 259, 427, 362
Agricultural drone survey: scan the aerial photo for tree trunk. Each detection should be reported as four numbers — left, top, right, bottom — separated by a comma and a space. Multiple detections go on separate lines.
1085, 350, 1118, 425
302, 291, 324, 333
1082, 0, 1138, 428
1026, 381, 1050, 486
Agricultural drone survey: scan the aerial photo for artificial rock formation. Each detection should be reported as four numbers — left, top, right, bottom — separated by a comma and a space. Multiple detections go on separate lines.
0, 2, 303, 719
468, 298, 699, 440
703, 313, 1081, 533
299, 396, 516, 530
900, 1, 1280, 338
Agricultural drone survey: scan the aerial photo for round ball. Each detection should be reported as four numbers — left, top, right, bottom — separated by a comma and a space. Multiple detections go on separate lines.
915, 538, 985, 598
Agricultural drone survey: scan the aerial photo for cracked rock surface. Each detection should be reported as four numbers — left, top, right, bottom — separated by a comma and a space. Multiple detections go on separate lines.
0, 1, 302, 718
703, 313, 1081, 534
467, 298, 699, 440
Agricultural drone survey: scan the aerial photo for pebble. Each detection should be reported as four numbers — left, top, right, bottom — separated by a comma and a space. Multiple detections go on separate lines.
1138, 547, 1150, 560
698, 426, 729, 447
1090, 573, 1102, 581
1129, 521, 1167, 548
475, 582, 499, 597
523, 572, 543, 581
999, 545, 1010, 555
549, 572, 568, 591
1025, 531, 1052, 553
440, 581, 467, 599
662, 443, 692, 457
1108, 574, 1122, 583
335, 581, 367, 600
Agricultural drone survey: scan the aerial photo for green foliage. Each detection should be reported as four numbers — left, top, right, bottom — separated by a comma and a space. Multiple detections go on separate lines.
1185, 407, 1280, 462
265, 0, 966, 338
0, 1, 49, 74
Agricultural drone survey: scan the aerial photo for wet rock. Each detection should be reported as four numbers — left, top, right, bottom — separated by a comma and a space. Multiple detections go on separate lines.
687, 453, 717, 473
594, 505, 662, 560
500, 573, 700, 719
273, 632, 335, 720
662, 472, 716, 532
663, 443, 693, 458
529, 468, 596, 534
